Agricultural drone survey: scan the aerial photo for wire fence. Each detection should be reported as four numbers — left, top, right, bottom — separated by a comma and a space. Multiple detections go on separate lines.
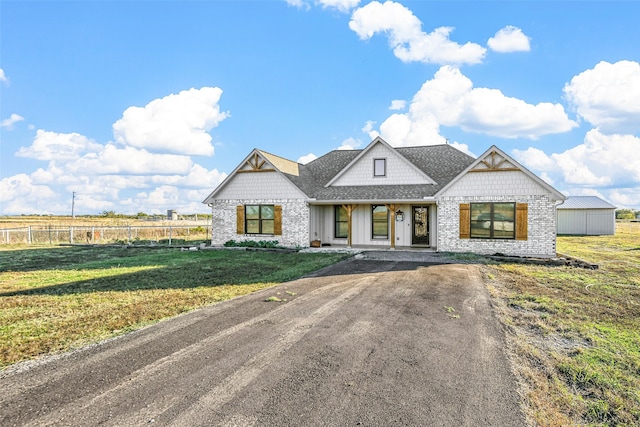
0, 225, 211, 246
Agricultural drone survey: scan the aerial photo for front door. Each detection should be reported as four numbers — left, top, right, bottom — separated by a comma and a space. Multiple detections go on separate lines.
412, 206, 430, 246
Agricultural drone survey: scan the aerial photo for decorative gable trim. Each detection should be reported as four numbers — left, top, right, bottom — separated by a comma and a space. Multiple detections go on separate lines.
238, 152, 275, 173
324, 136, 436, 187
435, 145, 566, 201
469, 149, 520, 172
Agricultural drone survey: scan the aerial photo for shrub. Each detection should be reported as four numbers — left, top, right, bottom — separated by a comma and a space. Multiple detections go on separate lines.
223, 240, 281, 249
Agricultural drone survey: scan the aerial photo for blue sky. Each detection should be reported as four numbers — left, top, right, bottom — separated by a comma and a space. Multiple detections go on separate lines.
1, 0, 639, 215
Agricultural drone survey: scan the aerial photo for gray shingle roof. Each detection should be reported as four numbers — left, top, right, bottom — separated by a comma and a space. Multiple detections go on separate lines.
280, 144, 475, 201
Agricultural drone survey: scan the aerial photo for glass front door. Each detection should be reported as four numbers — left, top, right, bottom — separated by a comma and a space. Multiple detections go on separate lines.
412, 206, 429, 246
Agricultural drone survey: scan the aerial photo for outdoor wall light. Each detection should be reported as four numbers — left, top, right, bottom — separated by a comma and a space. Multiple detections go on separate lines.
396, 210, 404, 221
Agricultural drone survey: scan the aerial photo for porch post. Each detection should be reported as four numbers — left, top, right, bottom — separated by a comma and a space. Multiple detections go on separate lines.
343, 204, 357, 248
386, 204, 399, 250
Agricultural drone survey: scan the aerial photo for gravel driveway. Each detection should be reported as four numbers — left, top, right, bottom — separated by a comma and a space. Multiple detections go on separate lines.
1, 254, 525, 426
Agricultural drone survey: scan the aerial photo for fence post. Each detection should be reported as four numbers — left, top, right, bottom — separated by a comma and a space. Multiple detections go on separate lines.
28, 226, 32, 245
128, 226, 132, 244
169, 226, 172, 245
70, 226, 74, 244
49, 225, 52, 245
92, 226, 95, 244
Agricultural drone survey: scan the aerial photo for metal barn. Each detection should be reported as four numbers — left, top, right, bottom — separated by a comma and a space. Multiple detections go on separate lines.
557, 196, 616, 235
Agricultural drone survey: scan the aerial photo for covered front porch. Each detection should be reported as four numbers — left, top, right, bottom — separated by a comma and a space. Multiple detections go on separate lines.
308, 202, 438, 250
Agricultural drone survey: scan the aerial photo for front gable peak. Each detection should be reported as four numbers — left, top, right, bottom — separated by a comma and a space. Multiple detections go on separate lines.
325, 137, 436, 187
469, 148, 520, 173
237, 150, 300, 176
238, 151, 275, 173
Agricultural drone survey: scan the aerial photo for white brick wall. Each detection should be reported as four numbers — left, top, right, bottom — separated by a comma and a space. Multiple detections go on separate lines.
332, 143, 432, 186
436, 171, 560, 258
436, 195, 559, 258
211, 199, 309, 248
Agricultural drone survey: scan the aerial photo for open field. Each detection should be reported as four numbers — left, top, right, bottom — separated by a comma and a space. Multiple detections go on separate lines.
486, 221, 640, 426
0, 215, 213, 246
1, 222, 638, 425
0, 247, 350, 368
0, 215, 210, 228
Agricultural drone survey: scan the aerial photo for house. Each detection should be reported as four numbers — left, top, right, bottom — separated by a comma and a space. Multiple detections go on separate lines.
203, 137, 566, 258
557, 196, 616, 235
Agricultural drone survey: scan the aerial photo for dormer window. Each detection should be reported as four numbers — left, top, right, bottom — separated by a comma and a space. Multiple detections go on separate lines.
374, 158, 386, 177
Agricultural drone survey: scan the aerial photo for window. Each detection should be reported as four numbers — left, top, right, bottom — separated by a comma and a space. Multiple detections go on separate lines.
335, 206, 348, 238
374, 158, 386, 177
372, 205, 389, 238
470, 203, 515, 239
245, 205, 275, 234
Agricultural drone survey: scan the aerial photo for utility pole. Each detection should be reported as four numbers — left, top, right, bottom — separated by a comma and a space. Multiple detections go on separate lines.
71, 191, 76, 219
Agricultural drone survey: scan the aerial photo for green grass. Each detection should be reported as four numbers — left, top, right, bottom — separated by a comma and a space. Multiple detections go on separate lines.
0, 246, 350, 368
486, 222, 640, 426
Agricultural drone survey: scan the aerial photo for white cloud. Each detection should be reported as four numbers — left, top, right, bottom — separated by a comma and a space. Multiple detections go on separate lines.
371, 66, 576, 145
318, 0, 360, 12
286, 0, 359, 12
145, 185, 181, 207
285, 0, 308, 9
112, 87, 228, 156
336, 137, 362, 150
564, 60, 640, 133
0, 174, 60, 215
607, 188, 639, 209
362, 120, 376, 135
0, 68, 7, 84
513, 129, 640, 206
16, 130, 103, 161
0, 113, 25, 129
389, 100, 406, 110
298, 153, 318, 164
2, 85, 232, 215
349, 1, 486, 65
487, 26, 531, 53
67, 144, 193, 176
149, 163, 227, 188
376, 112, 445, 146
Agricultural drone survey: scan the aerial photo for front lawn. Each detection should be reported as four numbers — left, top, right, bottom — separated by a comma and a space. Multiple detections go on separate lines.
486, 222, 640, 426
0, 246, 349, 368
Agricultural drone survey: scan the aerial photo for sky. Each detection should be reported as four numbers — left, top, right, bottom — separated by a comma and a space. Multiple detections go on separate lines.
1, 0, 639, 216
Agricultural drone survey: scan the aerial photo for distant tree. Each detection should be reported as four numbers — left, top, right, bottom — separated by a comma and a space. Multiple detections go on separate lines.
616, 209, 636, 220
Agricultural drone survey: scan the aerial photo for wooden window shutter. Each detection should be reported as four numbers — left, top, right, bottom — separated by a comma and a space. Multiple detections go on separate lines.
236, 205, 244, 234
515, 203, 528, 240
274, 205, 282, 235
459, 204, 470, 239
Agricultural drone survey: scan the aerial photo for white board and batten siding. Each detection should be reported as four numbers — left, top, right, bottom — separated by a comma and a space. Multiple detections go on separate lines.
309, 203, 438, 248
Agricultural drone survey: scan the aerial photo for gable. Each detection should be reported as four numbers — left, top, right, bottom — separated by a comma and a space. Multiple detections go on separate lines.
326, 137, 435, 187
203, 149, 306, 203
437, 146, 565, 200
